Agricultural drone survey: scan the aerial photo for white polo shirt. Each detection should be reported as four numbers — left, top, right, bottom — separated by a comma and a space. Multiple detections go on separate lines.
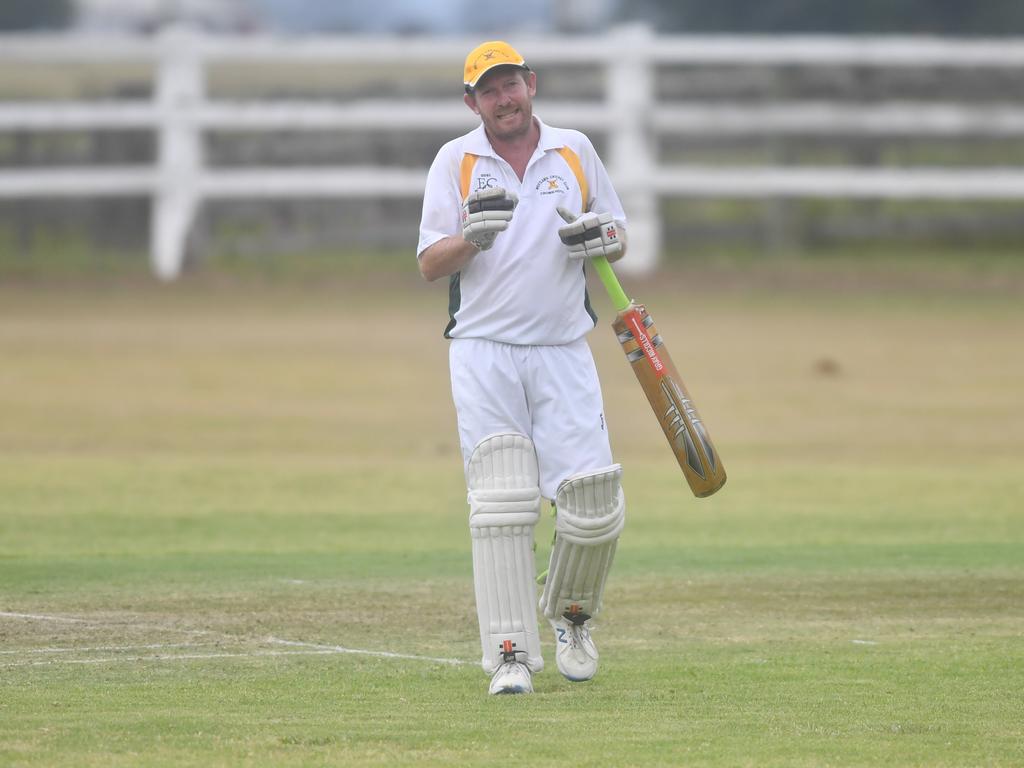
417, 116, 627, 345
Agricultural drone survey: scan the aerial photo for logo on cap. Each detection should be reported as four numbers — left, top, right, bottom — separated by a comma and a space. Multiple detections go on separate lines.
463, 41, 527, 88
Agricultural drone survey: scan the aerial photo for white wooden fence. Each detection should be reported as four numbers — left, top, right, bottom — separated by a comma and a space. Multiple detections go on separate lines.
2, 24, 1024, 278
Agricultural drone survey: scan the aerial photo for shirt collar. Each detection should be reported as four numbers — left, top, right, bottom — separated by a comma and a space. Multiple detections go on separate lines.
535, 116, 563, 152
465, 115, 560, 157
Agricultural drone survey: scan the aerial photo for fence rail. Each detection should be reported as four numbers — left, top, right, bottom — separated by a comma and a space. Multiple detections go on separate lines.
6, 101, 1024, 134
2, 25, 1024, 278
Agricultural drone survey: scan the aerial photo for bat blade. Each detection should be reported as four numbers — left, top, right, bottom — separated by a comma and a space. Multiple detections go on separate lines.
612, 302, 726, 498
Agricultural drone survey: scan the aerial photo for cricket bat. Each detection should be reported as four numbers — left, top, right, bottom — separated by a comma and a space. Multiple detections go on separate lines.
591, 254, 727, 498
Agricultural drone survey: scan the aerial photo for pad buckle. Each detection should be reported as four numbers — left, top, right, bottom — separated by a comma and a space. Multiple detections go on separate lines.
499, 639, 520, 663
562, 604, 592, 626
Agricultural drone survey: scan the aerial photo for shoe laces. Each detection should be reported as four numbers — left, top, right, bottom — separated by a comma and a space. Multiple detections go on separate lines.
568, 622, 590, 647
563, 620, 597, 659
555, 619, 580, 648
496, 658, 525, 677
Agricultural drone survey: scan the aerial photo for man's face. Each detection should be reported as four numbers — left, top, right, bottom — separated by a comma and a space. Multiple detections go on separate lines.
464, 66, 537, 142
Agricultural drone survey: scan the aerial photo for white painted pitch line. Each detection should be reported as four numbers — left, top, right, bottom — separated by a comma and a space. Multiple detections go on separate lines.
2, 648, 353, 669
1, 610, 471, 668
266, 637, 470, 666
0, 611, 91, 623
852, 639, 879, 645
2, 647, 470, 669
0, 642, 219, 656
1, 610, 216, 638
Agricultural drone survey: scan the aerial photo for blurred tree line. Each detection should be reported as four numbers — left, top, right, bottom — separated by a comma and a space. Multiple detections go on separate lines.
0, 0, 73, 30
624, 0, 1024, 35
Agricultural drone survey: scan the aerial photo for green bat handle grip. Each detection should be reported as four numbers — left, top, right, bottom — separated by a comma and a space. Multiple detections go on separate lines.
591, 255, 631, 312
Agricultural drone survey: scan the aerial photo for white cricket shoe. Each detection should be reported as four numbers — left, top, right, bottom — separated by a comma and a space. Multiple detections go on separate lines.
552, 613, 599, 682
488, 660, 534, 695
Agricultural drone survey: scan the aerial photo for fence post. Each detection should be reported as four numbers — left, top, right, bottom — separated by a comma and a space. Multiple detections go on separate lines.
152, 24, 203, 280
607, 23, 660, 274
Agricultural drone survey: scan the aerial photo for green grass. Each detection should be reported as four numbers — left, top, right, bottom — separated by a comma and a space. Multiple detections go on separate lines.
0, 268, 1022, 766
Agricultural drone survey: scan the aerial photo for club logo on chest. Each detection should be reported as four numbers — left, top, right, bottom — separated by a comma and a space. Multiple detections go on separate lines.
535, 174, 569, 195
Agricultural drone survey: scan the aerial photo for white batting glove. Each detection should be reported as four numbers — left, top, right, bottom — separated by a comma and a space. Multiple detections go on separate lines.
556, 206, 623, 261
462, 187, 518, 251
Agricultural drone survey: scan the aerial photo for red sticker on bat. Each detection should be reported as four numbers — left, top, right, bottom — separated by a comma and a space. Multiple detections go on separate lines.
624, 309, 665, 377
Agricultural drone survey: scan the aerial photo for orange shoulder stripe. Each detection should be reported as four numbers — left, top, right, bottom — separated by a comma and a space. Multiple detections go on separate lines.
555, 146, 589, 213
459, 153, 478, 201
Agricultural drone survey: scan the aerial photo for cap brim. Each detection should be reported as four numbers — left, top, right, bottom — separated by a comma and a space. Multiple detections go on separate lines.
465, 62, 528, 89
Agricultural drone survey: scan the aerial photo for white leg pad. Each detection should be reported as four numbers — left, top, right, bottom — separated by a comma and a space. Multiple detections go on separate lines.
539, 465, 625, 622
467, 433, 544, 674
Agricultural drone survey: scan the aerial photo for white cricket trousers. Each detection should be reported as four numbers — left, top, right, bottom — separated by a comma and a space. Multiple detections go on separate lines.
449, 337, 613, 499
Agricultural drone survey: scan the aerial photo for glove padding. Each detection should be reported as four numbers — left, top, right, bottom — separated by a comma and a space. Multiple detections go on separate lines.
462, 187, 518, 251
556, 206, 623, 261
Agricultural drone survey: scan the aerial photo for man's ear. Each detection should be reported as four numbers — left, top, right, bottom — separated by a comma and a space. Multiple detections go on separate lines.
526, 71, 537, 97
463, 92, 479, 115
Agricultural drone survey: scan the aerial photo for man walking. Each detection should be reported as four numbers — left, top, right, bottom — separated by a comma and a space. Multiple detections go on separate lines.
417, 41, 628, 695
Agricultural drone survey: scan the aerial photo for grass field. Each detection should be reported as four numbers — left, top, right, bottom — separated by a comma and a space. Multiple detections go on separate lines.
1, 262, 1022, 767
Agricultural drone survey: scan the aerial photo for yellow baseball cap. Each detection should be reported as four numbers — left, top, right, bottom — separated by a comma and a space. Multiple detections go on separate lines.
463, 41, 529, 90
